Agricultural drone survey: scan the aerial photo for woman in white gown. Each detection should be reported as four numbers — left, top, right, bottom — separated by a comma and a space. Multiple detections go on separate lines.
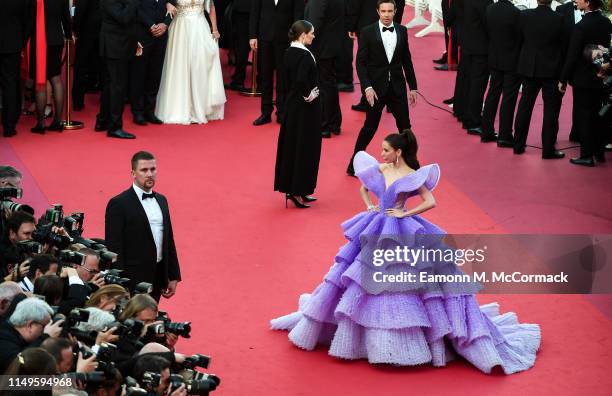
155, 0, 227, 124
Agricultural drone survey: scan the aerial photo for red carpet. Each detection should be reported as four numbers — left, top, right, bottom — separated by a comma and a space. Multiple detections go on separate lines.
2, 8, 612, 396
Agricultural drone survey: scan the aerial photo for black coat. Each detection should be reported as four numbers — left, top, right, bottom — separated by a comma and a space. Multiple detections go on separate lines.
0, 0, 34, 54
274, 47, 322, 196
461, 0, 491, 55
305, 0, 345, 59
74, 0, 102, 39
105, 188, 181, 293
233, 0, 252, 13
347, 0, 405, 33
32, 0, 72, 47
356, 22, 418, 98
249, 0, 304, 42
560, 11, 612, 88
99, 0, 139, 60
446, 0, 465, 44
485, 0, 520, 71
134, 0, 173, 44
516, 5, 564, 79
0, 321, 48, 373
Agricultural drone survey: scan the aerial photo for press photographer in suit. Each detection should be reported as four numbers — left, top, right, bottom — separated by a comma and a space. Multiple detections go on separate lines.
105, 151, 181, 302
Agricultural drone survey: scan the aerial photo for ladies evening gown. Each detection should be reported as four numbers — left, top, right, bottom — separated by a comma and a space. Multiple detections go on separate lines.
271, 152, 541, 374
155, 0, 226, 124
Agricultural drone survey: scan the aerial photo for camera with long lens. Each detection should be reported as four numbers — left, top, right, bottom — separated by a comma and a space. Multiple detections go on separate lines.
79, 343, 117, 376
157, 311, 191, 338
73, 236, 118, 268
125, 377, 148, 396
44, 204, 64, 226
109, 318, 145, 351
70, 328, 98, 345
59, 250, 87, 266
140, 371, 162, 392
0, 187, 34, 215
16, 240, 43, 255
181, 354, 211, 370
134, 282, 153, 295
53, 308, 90, 337
32, 224, 72, 250
100, 269, 130, 287
169, 372, 221, 395
592, 46, 610, 70
63, 212, 84, 236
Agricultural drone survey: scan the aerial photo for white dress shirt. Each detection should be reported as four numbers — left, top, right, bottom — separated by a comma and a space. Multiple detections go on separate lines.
574, 9, 582, 24
274, 0, 278, 5
379, 21, 397, 64
19, 277, 34, 292
133, 184, 164, 263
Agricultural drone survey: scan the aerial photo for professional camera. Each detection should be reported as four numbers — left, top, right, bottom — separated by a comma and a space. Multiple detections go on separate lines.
73, 237, 118, 268
32, 224, 72, 250
63, 212, 85, 236
53, 308, 90, 334
125, 377, 148, 396
79, 343, 117, 376
135, 282, 153, 295
69, 328, 99, 345
59, 250, 87, 266
108, 318, 145, 351
157, 311, 191, 338
181, 354, 211, 370
592, 46, 610, 70
168, 372, 221, 395
43, 204, 64, 226
0, 187, 34, 215
140, 371, 162, 392
100, 269, 130, 287
16, 240, 43, 255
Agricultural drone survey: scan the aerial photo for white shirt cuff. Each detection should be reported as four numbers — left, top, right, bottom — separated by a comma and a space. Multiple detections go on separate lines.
69, 275, 84, 286
364, 86, 373, 92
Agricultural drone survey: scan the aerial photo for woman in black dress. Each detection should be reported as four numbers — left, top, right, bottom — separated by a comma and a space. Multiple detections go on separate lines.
274, 20, 322, 209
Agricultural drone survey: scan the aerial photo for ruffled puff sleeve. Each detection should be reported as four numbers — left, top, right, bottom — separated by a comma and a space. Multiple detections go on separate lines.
353, 151, 385, 198
394, 164, 441, 197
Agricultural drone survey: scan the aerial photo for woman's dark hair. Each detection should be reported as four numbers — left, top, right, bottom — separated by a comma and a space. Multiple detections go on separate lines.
384, 129, 420, 170
288, 20, 314, 42
34, 274, 64, 306
587, 0, 604, 9
3, 348, 57, 378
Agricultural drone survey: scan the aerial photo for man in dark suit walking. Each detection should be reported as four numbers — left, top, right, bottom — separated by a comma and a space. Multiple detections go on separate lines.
227, 0, 252, 91
513, 0, 565, 159
347, 0, 418, 175
73, 0, 103, 111
130, 0, 172, 126
250, 0, 304, 126
306, 0, 344, 138
0, 0, 33, 137
480, 0, 521, 146
97, 0, 140, 139
105, 151, 181, 302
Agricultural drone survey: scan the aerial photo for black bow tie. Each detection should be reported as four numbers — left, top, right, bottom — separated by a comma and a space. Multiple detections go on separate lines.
142, 192, 155, 200
382, 26, 394, 33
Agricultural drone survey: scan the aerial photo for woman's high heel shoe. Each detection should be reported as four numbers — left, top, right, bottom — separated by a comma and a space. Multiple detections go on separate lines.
301, 195, 317, 202
285, 194, 310, 208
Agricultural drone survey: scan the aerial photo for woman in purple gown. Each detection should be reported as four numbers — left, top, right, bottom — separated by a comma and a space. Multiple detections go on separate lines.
271, 130, 541, 374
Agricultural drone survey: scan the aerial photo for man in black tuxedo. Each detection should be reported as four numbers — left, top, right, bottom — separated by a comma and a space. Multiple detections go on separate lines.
130, 0, 172, 126
227, 0, 252, 91
249, 0, 304, 126
347, 0, 418, 175
513, 0, 565, 159
73, 0, 103, 111
559, 0, 612, 166
105, 151, 181, 302
306, 0, 344, 138
480, 0, 521, 146
97, 0, 140, 139
0, 0, 33, 137
347, 0, 405, 112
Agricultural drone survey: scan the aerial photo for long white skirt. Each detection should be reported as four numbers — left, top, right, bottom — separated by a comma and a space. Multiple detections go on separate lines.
155, 11, 226, 124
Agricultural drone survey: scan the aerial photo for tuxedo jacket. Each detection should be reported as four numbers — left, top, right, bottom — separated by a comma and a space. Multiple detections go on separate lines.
0, 0, 34, 54
485, 0, 520, 71
105, 188, 181, 292
305, 0, 345, 59
461, 0, 492, 55
356, 22, 417, 98
32, 0, 72, 47
99, 0, 139, 60
560, 11, 612, 88
516, 5, 564, 79
249, 0, 304, 43
74, 0, 102, 39
233, 0, 252, 13
134, 0, 173, 44
347, 0, 405, 33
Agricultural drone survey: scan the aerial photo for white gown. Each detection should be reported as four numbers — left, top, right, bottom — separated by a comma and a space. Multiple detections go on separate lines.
155, 0, 226, 124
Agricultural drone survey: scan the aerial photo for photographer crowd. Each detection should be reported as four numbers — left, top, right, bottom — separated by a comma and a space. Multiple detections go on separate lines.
0, 164, 219, 396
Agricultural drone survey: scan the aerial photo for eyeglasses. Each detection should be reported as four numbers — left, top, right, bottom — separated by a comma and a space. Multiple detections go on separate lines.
80, 266, 100, 274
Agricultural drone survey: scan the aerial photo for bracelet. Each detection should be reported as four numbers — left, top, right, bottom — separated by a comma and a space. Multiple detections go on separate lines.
367, 205, 376, 211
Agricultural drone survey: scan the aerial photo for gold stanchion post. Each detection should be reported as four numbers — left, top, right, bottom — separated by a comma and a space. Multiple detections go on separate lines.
63, 39, 84, 130
239, 49, 262, 97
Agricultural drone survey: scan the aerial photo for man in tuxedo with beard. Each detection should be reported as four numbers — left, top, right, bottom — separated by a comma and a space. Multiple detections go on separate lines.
347, 0, 417, 176
105, 151, 181, 302
130, 0, 173, 126
250, 0, 304, 126
0, 0, 34, 137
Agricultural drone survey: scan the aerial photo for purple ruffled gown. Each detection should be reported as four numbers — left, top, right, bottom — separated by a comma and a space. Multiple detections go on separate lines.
271, 151, 541, 374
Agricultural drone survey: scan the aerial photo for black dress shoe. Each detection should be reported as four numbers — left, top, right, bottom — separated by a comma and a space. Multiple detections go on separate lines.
442, 97, 454, 105
351, 103, 368, 112
513, 146, 525, 155
301, 195, 317, 202
433, 53, 447, 64
145, 114, 163, 124
224, 82, 246, 91
31, 123, 45, 134
346, 165, 356, 177
542, 150, 565, 159
94, 121, 108, 131
133, 115, 148, 126
3, 130, 17, 137
337, 83, 354, 92
434, 64, 449, 71
467, 127, 482, 135
107, 129, 136, 139
46, 120, 64, 132
331, 129, 341, 136
322, 131, 331, 138
480, 132, 498, 142
497, 139, 514, 148
253, 114, 271, 126
570, 157, 595, 167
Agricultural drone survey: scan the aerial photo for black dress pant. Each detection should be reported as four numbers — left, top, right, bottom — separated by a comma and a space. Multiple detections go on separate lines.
73, 34, 100, 106
573, 86, 606, 158
259, 40, 286, 118
337, 32, 353, 85
513, 77, 562, 155
0, 52, 22, 134
230, 11, 250, 85
350, 85, 411, 166
130, 35, 167, 117
99, 57, 130, 132
463, 53, 489, 128
481, 68, 521, 139
452, 48, 469, 119
318, 57, 342, 133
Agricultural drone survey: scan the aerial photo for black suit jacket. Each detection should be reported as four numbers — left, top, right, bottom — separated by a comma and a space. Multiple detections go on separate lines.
461, 0, 491, 55
0, 0, 34, 54
447, 0, 465, 44
100, 0, 139, 60
305, 0, 345, 59
560, 11, 612, 88
347, 0, 405, 32
356, 22, 417, 98
32, 0, 72, 47
0, 321, 48, 373
134, 0, 172, 44
516, 5, 564, 79
74, 0, 102, 39
485, 0, 520, 71
233, 0, 252, 13
105, 188, 181, 292
249, 0, 304, 42
58, 280, 91, 316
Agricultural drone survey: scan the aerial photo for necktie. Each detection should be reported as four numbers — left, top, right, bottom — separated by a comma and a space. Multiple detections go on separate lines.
382, 26, 394, 33
142, 192, 155, 200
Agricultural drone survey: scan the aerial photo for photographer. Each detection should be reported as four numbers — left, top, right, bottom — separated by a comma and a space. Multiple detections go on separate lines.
86, 284, 129, 313
132, 355, 186, 396
34, 274, 64, 306
0, 282, 23, 318
559, 0, 612, 167
0, 166, 23, 238
0, 348, 58, 396
41, 336, 74, 373
19, 254, 59, 292
119, 294, 180, 349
